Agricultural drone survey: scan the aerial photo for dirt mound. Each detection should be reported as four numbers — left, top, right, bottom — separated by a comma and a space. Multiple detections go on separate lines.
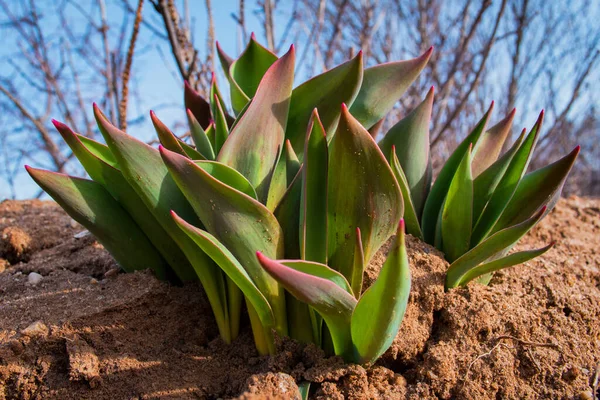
0, 197, 598, 399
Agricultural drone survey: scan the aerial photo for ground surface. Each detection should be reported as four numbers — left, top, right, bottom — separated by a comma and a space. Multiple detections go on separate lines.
0, 197, 598, 399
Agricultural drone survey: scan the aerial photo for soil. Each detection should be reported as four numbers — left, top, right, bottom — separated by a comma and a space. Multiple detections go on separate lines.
0, 197, 598, 399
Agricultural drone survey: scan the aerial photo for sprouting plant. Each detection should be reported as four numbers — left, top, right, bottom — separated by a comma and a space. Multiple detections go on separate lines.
27, 37, 427, 361
378, 87, 578, 289
26, 35, 578, 366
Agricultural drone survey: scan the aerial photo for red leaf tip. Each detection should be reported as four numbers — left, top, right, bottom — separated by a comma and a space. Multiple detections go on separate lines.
250, 32, 256, 40
574, 145, 581, 152
341, 103, 348, 112
398, 218, 405, 232
24, 164, 32, 172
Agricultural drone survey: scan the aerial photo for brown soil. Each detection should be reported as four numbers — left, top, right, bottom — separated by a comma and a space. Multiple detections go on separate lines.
0, 197, 598, 399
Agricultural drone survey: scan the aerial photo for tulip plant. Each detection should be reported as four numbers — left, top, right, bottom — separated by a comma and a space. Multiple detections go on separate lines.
26, 35, 577, 366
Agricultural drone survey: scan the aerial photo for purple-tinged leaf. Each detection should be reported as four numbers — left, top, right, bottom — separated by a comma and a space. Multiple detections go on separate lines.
472, 108, 516, 177
257, 252, 357, 360
351, 220, 411, 364
349, 47, 433, 129
184, 81, 211, 129
218, 46, 295, 203
328, 104, 403, 290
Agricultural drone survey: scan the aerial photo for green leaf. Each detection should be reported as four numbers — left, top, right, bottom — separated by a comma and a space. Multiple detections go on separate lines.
172, 214, 274, 329
351, 220, 411, 364
472, 108, 516, 177
351, 228, 365, 296
492, 145, 580, 233
160, 146, 287, 335
217, 46, 295, 203
472, 129, 525, 225
228, 33, 278, 114
184, 81, 211, 129
266, 141, 292, 211
257, 252, 357, 360
349, 47, 433, 129
77, 135, 118, 168
441, 145, 473, 262
470, 111, 542, 245
390, 148, 423, 240
445, 206, 546, 289
210, 73, 235, 127
328, 104, 404, 291
286, 52, 363, 156
379, 86, 434, 216
186, 110, 215, 160
53, 120, 190, 282
421, 102, 493, 244
150, 110, 187, 156
300, 110, 328, 264
453, 242, 554, 287
285, 140, 301, 182
179, 138, 207, 160
212, 93, 230, 154
26, 167, 168, 278
93, 104, 232, 341
274, 168, 303, 259
193, 160, 258, 200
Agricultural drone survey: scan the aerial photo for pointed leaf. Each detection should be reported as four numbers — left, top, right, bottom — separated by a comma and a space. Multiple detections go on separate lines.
210, 73, 235, 127
184, 81, 211, 129
442, 145, 473, 262
422, 102, 493, 244
151, 110, 187, 156
390, 148, 423, 239
77, 135, 118, 168
351, 220, 411, 364
228, 34, 278, 114
187, 109, 215, 160
212, 93, 230, 154
472, 129, 525, 224
328, 105, 404, 290
53, 120, 191, 281
472, 108, 516, 177
26, 167, 168, 277
493, 146, 580, 233
274, 168, 303, 259
446, 206, 546, 289
257, 252, 357, 360
454, 242, 554, 287
218, 46, 295, 203
160, 146, 287, 335
379, 87, 434, 216
172, 213, 274, 328
286, 52, 363, 156
471, 111, 543, 245
300, 110, 328, 264
349, 47, 433, 129
216, 41, 234, 81
93, 105, 232, 342
279, 259, 353, 294
193, 160, 258, 200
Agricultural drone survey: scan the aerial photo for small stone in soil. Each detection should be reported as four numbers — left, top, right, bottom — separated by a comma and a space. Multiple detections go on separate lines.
27, 272, 43, 285
21, 321, 48, 337
103, 268, 119, 278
